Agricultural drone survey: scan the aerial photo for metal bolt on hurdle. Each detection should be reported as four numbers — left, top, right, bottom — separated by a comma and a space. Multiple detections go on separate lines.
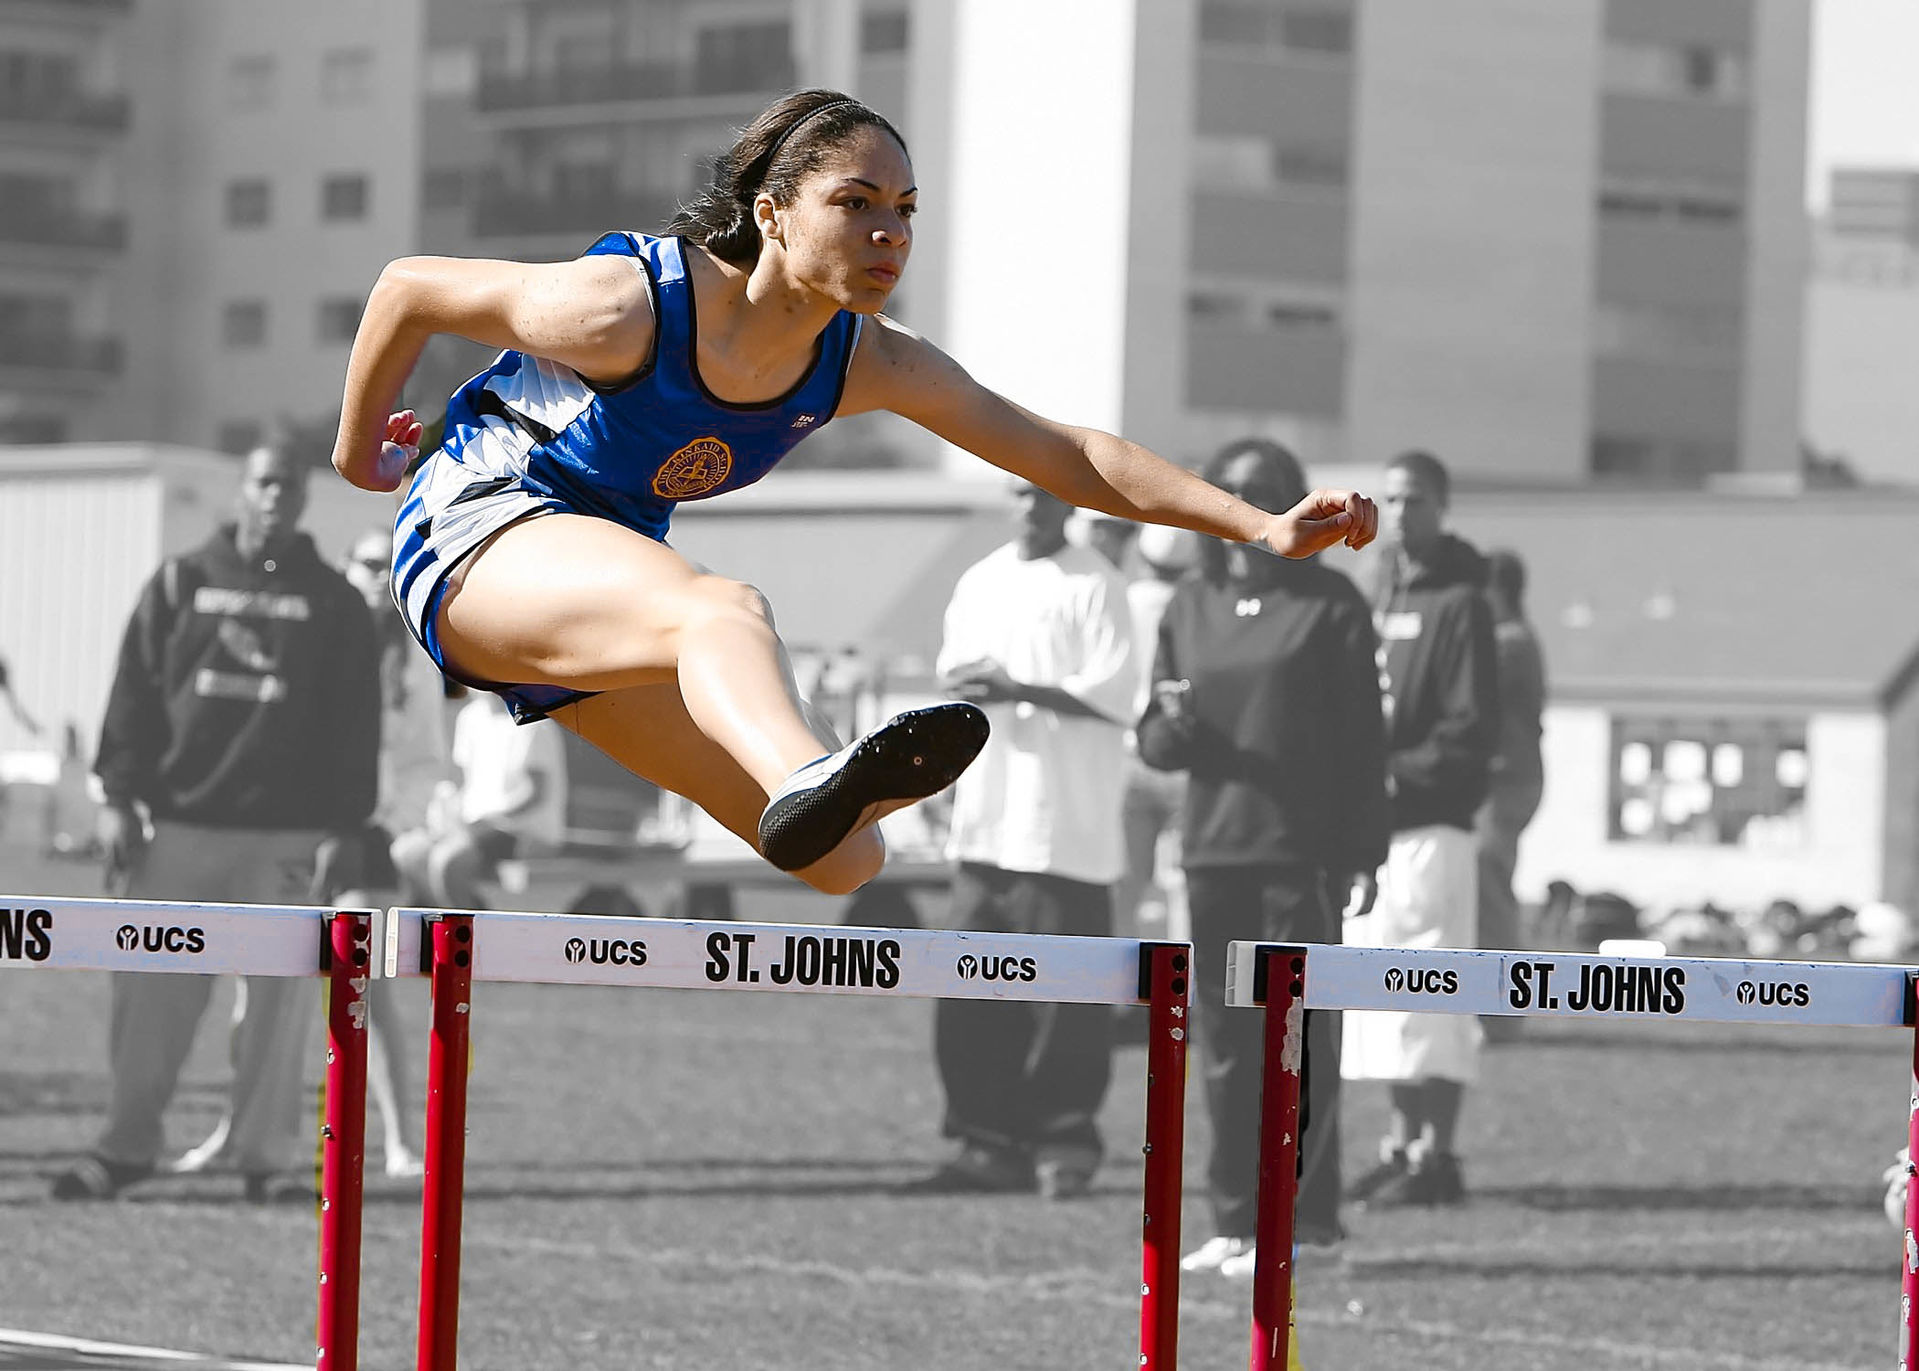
386, 908, 1192, 1371
1224, 940, 1919, 1371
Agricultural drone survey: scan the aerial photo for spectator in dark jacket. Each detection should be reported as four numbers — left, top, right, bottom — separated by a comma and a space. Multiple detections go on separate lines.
1139, 438, 1389, 1276
1476, 548, 1546, 1041
1343, 449, 1497, 1208
53, 445, 381, 1202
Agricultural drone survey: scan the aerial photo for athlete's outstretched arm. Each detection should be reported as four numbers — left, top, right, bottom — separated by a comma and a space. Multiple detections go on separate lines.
331, 255, 656, 491
844, 317, 1375, 557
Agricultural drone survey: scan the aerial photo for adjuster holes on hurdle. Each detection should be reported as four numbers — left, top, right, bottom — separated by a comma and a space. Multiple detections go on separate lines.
1170, 977, 1187, 997
1172, 953, 1187, 972
454, 950, 470, 968
455, 925, 472, 943
1290, 956, 1304, 974
352, 946, 369, 966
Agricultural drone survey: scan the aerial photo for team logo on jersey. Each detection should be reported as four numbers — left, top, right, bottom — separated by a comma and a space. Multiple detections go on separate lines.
653, 436, 734, 499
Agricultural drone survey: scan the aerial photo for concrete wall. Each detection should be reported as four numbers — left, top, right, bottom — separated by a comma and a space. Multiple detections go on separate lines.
1344, 0, 1600, 477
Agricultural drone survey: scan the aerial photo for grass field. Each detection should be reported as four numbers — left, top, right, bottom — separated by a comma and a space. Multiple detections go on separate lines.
2, 845, 1911, 1370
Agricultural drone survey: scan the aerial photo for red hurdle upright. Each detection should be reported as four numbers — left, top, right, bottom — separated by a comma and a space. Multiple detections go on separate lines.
1140, 942, 1192, 1371
1248, 944, 1306, 1371
318, 910, 374, 1371
418, 913, 476, 1371
1902, 973, 1919, 1371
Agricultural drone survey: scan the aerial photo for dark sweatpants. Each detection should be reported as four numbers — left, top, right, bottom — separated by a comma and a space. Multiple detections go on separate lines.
934, 862, 1114, 1160
1188, 863, 1343, 1239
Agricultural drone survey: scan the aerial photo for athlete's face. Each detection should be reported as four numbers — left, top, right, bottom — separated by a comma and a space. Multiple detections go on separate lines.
764, 125, 915, 313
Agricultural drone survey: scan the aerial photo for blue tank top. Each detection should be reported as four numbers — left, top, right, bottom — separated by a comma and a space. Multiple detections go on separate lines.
437, 232, 862, 541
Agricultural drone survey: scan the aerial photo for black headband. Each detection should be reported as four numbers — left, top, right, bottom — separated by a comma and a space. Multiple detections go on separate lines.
761, 99, 864, 174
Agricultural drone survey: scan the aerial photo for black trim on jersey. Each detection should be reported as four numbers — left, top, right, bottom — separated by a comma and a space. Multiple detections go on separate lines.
675, 235, 835, 413
471, 389, 560, 445
825, 314, 864, 422
570, 232, 663, 397
445, 474, 520, 509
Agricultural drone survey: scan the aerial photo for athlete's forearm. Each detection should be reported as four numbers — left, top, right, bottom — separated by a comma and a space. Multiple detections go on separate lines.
1047, 422, 1272, 545
332, 266, 430, 491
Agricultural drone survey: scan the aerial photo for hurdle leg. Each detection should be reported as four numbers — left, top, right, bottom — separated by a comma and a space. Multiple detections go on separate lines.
318, 911, 373, 1371
1250, 945, 1306, 1371
1140, 943, 1191, 1371
1903, 975, 1919, 1370
418, 914, 476, 1371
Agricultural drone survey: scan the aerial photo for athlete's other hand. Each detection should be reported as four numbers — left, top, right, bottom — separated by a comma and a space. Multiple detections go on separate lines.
1261, 489, 1377, 559
338, 410, 423, 492
375, 410, 425, 490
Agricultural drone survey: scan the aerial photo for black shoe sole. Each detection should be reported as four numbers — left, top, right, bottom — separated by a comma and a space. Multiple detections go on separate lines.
758, 703, 989, 872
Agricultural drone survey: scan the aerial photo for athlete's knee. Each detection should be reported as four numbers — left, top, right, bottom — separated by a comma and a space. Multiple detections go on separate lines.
686, 574, 777, 633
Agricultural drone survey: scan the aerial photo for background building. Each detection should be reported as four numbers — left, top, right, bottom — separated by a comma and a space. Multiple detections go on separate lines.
1802, 167, 1919, 483
0, 0, 135, 446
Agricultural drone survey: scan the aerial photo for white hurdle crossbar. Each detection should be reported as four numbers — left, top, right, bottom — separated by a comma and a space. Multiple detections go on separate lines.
1, 894, 378, 1371
381, 909, 1193, 1371
1221, 941, 1919, 1371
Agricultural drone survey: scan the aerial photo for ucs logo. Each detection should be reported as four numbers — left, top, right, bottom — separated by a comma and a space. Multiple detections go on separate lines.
1383, 966, 1457, 995
564, 936, 647, 967
116, 924, 206, 954
955, 953, 1038, 983
1736, 979, 1810, 1007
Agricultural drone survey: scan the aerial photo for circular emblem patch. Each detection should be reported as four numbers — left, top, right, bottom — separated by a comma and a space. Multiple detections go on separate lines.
653, 436, 734, 499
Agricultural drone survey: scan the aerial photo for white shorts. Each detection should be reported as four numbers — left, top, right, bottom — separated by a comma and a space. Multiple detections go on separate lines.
1341, 823, 1482, 1084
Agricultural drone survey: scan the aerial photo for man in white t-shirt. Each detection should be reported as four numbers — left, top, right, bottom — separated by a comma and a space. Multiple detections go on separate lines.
916, 479, 1136, 1200
398, 690, 567, 907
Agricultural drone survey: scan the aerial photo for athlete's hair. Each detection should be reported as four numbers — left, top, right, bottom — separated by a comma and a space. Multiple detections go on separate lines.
1196, 437, 1308, 585
665, 89, 910, 267
1388, 448, 1451, 506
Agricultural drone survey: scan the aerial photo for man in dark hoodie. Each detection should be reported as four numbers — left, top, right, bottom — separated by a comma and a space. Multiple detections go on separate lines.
52, 445, 381, 1202
1342, 449, 1497, 1208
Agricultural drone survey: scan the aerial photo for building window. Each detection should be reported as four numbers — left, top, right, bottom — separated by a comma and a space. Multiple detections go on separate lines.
1598, 176, 1743, 225
1194, 135, 1348, 194
1610, 717, 1808, 848
228, 55, 275, 111
320, 47, 374, 105
1199, 3, 1353, 57
860, 9, 910, 54
1603, 39, 1748, 101
1590, 434, 1737, 482
222, 300, 267, 349
225, 178, 271, 228
694, 21, 793, 93
321, 173, 370, 222
217, 419, 264, 455
0, 414, 67, 445
1189, 282, 1342, 333
316, 296, 362, 345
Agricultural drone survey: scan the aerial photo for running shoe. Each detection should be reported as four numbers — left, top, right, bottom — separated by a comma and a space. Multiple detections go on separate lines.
758, 702, 989, 872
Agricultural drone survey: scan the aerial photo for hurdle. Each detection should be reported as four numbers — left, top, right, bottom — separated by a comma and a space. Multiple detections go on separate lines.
1222, 941, 1919, 1370
377, 909, 1193, 1371
0, 894, 377, 1371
